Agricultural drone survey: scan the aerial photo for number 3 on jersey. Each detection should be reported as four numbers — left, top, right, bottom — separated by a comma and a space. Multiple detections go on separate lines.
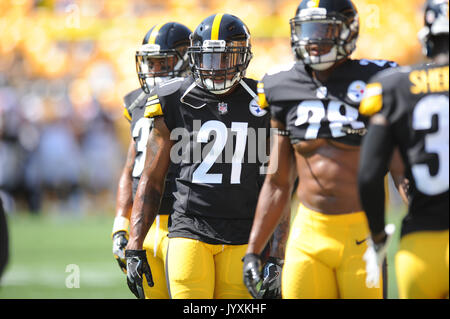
132, 117, 153, 178
192, 121, 248, 184
412, 95, 449, 196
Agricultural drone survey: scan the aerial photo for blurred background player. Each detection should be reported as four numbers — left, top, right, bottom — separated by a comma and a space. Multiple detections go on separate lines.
243, 0, 407, 299
358, 0, 449, 299
125, 13, 271, 299
111, 22, 191, 299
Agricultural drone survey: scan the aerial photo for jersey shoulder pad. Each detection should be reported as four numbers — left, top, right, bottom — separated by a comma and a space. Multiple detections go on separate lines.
123, 88, 143, 110
260, 62, 297, 106
239, 77, 258, 100
359, 66, 409, 116
240, 77, 258, 90
154, 77, 185, 98
122, 88, 143, 121
358, 59, 398, 70
143, 78, 184, 118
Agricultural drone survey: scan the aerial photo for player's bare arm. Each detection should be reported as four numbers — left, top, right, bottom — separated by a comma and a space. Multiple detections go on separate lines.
112, 140, 137, 273
246, 120, 297, 256
268, 204, 291, 260
243, 119, 296, 298
127, 117, 173, 250
115, 140, 136, 220
124, 117, 173, 298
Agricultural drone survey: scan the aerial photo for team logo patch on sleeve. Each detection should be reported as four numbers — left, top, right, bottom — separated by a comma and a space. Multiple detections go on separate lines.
249, 98, 268, 117
347, 81, 366, 103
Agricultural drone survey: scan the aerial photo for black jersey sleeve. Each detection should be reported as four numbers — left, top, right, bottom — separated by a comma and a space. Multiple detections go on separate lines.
123, 89, 140, 123
358, 123, 395, 235
259, 77, 288, 126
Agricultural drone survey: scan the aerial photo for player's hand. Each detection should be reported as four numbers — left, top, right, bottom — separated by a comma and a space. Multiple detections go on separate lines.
363, 224, 396, 288
259, 257, 283, 299
125, 249, 154, 299
243, 253, 263, 299
112, 231, 128, 274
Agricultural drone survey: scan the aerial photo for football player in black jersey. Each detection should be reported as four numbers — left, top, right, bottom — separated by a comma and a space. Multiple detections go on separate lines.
243, 0, 407, 299
358, 0, 449, 299
125, 13, 272, 299
111, 22, 191, 299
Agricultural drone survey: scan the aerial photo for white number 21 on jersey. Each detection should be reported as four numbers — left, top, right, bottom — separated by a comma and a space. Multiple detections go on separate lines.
192, 121, 248, 184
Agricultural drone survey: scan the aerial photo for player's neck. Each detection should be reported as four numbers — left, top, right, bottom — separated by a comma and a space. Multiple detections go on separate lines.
311, 58, 348, 83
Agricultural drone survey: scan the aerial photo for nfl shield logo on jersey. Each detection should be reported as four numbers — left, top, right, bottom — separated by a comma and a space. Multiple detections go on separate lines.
217, 102, 228, 115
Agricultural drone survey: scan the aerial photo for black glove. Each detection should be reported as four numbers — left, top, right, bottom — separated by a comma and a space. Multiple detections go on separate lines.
112, 231, 128, 274
242, 253, 263, 299
125, 249, 154, 299
260, 257, 283, 299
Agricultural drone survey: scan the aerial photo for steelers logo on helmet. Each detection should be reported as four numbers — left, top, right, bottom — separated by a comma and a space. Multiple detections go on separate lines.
136, 22, 192, 93
290, 0, 359, 71
188, 13, 253, 95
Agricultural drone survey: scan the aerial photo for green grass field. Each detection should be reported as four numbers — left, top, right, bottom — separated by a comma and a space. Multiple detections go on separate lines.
0, 212, 133, 299
0, 206, 406, 299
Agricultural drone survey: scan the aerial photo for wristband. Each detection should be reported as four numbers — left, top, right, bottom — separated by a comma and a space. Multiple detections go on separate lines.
111, 216, 129, 238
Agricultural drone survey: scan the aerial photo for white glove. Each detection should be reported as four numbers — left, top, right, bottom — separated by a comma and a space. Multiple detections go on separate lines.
363, 224, 395, 288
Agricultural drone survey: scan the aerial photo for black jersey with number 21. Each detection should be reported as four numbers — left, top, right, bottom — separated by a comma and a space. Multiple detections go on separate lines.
144, 76, 270, 245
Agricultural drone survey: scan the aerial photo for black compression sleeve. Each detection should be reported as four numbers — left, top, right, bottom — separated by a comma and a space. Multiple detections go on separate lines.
358, 123, 395, 235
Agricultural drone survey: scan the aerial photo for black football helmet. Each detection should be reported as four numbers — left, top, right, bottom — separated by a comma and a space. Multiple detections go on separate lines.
418, 0, 449, 58
188, 13, 252, 94
136, 22, 192, 93
290, 0, 359, 71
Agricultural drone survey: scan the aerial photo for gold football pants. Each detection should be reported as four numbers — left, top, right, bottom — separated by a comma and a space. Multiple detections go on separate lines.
396, 230, 449, 299
142, 214, 170, 299
166, 237, 252, 299
282, 203, 383, 299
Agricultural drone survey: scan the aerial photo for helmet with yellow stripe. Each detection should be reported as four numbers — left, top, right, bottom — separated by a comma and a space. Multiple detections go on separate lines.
188, 13, 253, 94
136, 22, 192, 93
290, 0, 359, 71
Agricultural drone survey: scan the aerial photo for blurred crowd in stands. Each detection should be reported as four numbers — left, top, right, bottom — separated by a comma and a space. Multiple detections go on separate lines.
0, 0, 425, 215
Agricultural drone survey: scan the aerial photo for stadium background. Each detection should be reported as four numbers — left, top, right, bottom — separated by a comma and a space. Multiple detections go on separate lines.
0, 0, 424, 298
